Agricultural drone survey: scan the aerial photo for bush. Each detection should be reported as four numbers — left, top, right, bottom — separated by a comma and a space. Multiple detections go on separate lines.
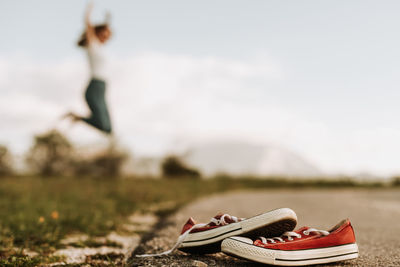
161, 156, 201, 178
391, 177, 400, 187
0, 145, 13, 176
73, 144, 128, 177
25, 130, 73, 176
25, 130, 128, 177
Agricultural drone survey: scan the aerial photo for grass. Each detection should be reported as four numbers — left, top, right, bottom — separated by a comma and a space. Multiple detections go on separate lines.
0, 175, 394, 266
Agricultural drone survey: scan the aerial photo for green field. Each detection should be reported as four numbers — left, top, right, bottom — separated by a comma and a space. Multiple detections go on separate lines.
0, 176, 394, 266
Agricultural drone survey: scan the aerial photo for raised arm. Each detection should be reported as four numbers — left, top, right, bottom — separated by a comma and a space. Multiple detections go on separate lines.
84, 2, 97, 44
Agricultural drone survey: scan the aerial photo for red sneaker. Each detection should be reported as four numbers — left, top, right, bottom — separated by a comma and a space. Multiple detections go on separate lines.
221, 219, 358, 266
136, 208, 297, 257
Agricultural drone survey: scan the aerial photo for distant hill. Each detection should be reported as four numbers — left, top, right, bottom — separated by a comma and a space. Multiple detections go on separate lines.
124, 141, 322, 178
184, 141, 322, 177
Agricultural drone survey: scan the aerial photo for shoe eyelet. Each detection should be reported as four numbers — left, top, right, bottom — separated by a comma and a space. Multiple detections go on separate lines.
303, 230, 309, 235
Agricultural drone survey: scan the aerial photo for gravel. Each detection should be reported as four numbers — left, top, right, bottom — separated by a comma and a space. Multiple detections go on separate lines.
129, 188, 400, 267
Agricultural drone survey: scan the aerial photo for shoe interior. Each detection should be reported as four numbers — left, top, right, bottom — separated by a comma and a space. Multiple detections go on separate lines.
328, 218, 349, 233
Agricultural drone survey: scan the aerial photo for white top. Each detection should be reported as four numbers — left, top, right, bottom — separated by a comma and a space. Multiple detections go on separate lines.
86, 39, 107, 80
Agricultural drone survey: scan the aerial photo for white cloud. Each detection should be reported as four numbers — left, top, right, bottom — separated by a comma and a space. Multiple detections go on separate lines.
1, 52, 400, 177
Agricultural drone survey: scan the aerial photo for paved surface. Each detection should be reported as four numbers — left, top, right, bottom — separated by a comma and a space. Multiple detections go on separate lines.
129, 189, 400, 266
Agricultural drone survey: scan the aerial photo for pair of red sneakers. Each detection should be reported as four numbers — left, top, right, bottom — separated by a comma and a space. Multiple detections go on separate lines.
137, 208, 359, 266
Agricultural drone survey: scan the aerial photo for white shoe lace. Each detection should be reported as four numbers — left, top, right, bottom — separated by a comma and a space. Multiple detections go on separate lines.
259, 228, 330, 244
209, 214, 240, 226
136, 214, 241, 257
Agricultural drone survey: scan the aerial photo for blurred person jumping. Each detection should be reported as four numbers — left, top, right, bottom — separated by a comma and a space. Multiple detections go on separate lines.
65, 2, 112, 134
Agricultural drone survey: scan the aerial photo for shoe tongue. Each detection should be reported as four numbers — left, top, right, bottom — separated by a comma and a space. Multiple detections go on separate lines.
180, 217, 196, 234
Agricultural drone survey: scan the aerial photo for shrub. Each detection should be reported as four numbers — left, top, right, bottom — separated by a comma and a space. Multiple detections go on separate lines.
25, 130, 128, 178
73, 144, 128, 177
391, 176, 400, 187
0, 145, 13, 176
25, 130, 73, 176
161, 156, 200, 178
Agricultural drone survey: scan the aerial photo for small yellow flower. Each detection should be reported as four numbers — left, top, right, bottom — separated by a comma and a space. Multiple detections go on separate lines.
38, 216, 45, 223
51, 211, 59, 220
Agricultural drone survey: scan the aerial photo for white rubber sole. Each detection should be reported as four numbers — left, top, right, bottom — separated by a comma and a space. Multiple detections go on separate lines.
221, 236, 359, 266
179, 208, 297, 253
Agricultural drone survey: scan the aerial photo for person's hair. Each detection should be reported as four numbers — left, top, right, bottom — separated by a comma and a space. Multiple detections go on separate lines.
77, 24, 110, 47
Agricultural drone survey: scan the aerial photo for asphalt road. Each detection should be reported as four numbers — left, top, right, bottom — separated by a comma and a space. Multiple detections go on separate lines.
130, 188, 400, 266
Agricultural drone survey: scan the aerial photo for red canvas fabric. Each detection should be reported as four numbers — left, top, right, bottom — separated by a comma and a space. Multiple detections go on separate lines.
254, 219, 356, 251
180, 213, 241, 234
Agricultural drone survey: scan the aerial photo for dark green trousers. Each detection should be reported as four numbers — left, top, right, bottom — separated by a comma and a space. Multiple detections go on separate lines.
81, 78, 112, 134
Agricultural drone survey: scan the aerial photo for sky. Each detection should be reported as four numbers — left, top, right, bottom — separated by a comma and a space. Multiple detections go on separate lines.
1, 0, 400, 176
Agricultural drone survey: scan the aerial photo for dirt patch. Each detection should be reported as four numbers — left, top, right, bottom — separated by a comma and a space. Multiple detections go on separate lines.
52, 212, 157, 265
